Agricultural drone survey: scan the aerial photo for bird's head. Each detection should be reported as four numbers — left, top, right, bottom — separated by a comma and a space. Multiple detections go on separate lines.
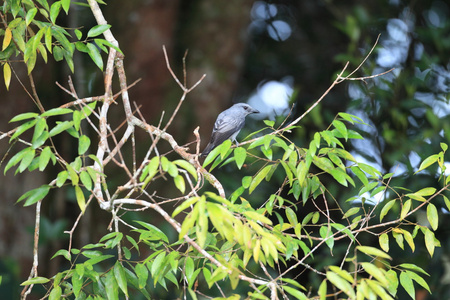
233, 103, 260, 115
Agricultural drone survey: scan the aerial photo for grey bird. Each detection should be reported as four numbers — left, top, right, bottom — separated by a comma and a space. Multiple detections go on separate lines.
201, 103, 259, 157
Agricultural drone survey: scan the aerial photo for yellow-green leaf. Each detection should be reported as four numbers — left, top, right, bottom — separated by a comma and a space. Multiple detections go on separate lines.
234, 147, 247, 169
416, 154, 439, 173
74, 185, 86, 213
172, 159, 197, 181
249, 165, 272, 194
426, 203, 438, 231
400, 199, 412, 220
360, 262, 389, 287
326, 271, 356, 299
174, 174, 185, 194
424, 228, 435, 257
402, 229, 415, 252
356, 246, 392, 260
380, 199, 396, 222
140, 156, 160, 189
2, 27, 12, 51
3, 62, 11, 90
399, 271, 415, 299
243, 210, 272, 225
379, 233, 389, 252
114, 261, 128, 296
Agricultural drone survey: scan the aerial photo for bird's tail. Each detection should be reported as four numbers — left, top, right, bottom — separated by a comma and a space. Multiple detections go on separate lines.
200, 143, 214, 157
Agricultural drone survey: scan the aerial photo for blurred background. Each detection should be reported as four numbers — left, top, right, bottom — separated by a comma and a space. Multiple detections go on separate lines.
0, 0, 449, 299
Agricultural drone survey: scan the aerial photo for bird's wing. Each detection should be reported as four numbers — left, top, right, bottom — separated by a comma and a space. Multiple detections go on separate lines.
201, 114, 245, 156
210, 114, 245, 144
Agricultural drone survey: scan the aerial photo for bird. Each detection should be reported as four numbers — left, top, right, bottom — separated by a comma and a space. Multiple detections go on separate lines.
201, 103, 259, 157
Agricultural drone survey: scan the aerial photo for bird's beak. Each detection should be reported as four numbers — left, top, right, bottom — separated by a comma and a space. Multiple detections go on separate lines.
251, 108, 260, 114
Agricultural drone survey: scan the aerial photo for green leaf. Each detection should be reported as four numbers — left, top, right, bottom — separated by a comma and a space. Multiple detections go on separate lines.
328, 266, 353, 282
17, 185, 50, 207
172, 196, 199, 217
39, 146, 52, 171
87, 24, 111, 38
243, 210, 273, 225
50, 1, 62, 24
283, 286, 307, 300
45, 26, 52, 52
72, 270, 83, 297
356, 246, 392, 260
234, 147, 247, 169
135, 221, 169, 243
399, 271, 415, 299
406, 270, 431, 293
4, 147, 30, 174
56, 170, 68, 187
426, 203, 438, 231
406, 187, 436, 202
10, 112, 39, 123
361, 262, 389, 287
379, 233, 389, 252
10, 119, 38, 142
80, 171, 93, 190
424, 228, 435, 257
380, 199, 396, 222
184, 256, 194, 283
351, 165, 369, 185
140, 156, 160, 189
72, 110, 82, 131
417, 154, 439, 173
365, 280, 393, 300
326, 271, 356, 299
75, 185, 86, 213
172, 159, 197, 181
32, 131, 49, 149
78, 135, 91, 155
94, 38, 123, 54
21, 276, 50, 286
87, 42, 103, 70
320, 226, 334, 250
249, 165, 272, 194
399, 264, 429, 276
114, 261, 128, 297
332, 119, 348, 140
150, 251, 166, 279
74, 29, 83, 40
328, 167, 350, 187
343, 207, 360, 219
174, 174, 185, 194
61, 0, 70, 14
203, 139, 232, 168
51, 249, 71, 261
402, 229, 416, 252
105, 271, 119, 300
264, 120, 275, 127
135, 263, 148, 289
296, 161, 308, 187
386, 270, 399, 296
313, 156, 334, 172
285, 207, 298, 226
400, 199, 412, 220
318, 279, 327, 300
339, 112, 363, 123
49, 121, 73, 136
41, 107, 73, 117
66, 163, 79, 185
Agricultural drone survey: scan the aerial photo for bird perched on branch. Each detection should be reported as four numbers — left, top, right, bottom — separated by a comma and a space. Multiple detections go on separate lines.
201, 103, 259, 157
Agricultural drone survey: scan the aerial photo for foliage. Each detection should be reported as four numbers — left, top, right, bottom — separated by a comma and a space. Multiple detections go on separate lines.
1, 1, 447, 300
